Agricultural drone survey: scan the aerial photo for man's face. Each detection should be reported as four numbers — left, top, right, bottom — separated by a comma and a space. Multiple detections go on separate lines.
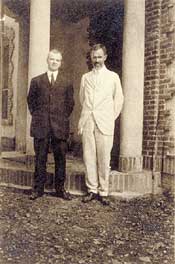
47, 52, 62, 71
91, 48, 107, 70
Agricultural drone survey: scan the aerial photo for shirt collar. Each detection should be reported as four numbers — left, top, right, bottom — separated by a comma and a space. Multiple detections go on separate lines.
93, 65, 106, 74
47, 70, 58, 79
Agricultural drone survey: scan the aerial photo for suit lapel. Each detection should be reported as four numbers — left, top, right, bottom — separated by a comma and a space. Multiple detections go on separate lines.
54, 70, 66, 89
42, 71, 63, 89
86, 71, 96, 89
43, 72, 51, 87
54, 72, 62, 86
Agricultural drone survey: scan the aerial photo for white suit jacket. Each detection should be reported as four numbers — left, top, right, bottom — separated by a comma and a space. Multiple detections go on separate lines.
78, 66, 124, 135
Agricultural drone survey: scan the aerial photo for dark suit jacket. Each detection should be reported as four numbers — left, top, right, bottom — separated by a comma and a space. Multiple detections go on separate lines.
27, 72, 74, 139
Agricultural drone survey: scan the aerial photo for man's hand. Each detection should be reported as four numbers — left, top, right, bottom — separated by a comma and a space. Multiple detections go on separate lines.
78, 126, 83, 135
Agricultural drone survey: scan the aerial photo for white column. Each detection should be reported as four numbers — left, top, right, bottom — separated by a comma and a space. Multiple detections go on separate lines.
0, 0, 3, 154
26, 0, 51, 154
119, 0, 145, 172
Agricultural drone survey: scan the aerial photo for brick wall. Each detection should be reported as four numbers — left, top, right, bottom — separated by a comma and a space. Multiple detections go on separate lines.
143, 0, 175, 178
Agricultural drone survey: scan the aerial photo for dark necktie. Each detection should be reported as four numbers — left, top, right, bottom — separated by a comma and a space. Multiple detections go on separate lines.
51, 73, 55, 86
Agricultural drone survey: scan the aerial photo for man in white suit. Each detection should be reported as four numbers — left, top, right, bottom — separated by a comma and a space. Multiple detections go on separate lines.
78, 43, 124, 205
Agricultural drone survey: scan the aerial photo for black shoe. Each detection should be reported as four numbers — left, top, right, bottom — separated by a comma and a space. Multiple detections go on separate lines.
99, 196, 110, 206
82, 192, 98, 203
56, 189, 72, 200
29, 192, 44, 200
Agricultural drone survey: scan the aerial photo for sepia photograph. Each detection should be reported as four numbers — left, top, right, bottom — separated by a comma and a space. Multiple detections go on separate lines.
0, 0, 174, 263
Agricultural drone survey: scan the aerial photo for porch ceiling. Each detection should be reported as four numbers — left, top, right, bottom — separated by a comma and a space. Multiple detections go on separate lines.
3, 0, 123, 22
51, 0, 123, 22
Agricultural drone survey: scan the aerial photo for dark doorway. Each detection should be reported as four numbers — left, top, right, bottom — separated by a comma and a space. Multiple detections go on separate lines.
52, 0, 124, 169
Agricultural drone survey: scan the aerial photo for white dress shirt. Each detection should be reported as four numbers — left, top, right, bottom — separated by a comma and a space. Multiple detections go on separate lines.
79, 65, 124, 135
47, 70, 58, 83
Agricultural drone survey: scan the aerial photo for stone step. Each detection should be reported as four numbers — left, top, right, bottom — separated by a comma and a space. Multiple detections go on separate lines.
0, 156, 87, 195
0, 152, 162, 198
1, 151, 60, 164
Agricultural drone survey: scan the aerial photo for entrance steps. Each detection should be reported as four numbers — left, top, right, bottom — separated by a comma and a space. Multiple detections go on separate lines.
0, 152, 162, 198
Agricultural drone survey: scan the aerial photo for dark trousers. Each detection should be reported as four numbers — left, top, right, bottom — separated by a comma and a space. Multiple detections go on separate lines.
33, 134, 67, 194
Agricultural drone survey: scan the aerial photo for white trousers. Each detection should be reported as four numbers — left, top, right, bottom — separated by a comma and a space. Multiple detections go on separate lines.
82, 115, 113, 196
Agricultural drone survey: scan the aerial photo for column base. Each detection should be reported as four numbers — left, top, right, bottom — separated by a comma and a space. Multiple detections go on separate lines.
109, 169, 162, 196
119, 155, 143, 172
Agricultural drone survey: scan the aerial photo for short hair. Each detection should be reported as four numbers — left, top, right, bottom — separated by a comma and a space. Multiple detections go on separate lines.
90, 44, 107, 55
48, 49, 62, 58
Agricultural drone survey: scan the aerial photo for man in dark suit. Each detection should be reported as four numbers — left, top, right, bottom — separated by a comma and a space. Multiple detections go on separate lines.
27, 49, 74, 200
